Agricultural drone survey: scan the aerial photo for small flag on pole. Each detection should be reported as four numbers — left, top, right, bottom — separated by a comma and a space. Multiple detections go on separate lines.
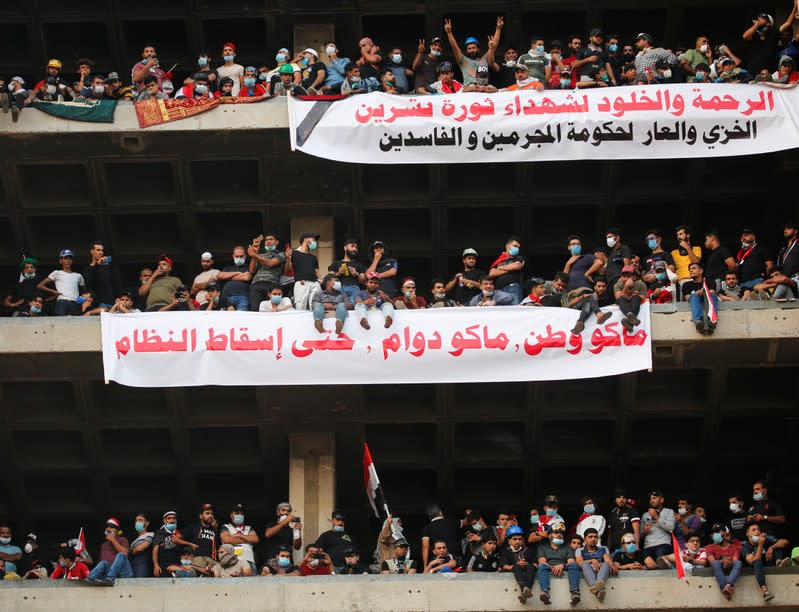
363, 443, 381, 518
671, 532, 686, 579
702, 278, 718, 324
74, 527, 86, 554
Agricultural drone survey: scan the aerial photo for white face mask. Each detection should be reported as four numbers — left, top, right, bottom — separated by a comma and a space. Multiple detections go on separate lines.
699, 44, 708, 53
482, 289, 493, 297
93, 84, 105, 95
661, 69, 672, 79
233, 256, 245, 266
606, 237, 617, 248
24, 542, 33, 554
729, 503, 741, 513
326, 46, 336, 55
278, 514, 289, 522
505, 59, 516, 68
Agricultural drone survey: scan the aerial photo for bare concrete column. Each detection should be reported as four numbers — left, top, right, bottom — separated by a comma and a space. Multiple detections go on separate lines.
288, 432, 335, 547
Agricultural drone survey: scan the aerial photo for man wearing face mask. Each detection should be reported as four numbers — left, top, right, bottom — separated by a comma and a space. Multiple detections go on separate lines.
605, 35, 624, 84
216, 42, 244, 95
413, 37, 443, 94
4, 257, 41, 314
705, 523, 742, 600
724, 494, 748, 542
612, 533, 646, 570
312, 274, 351, 334
603, 228, 631, 288
747, 480, 786, 539
462, 511, 497, 559
264, 502, 303, 563
261, 545, 300, 575
316, 511, 356, 571
394, 277, 427, 309
491, 46, 520, 88
642, 229, 675, 282
217, 246, 251, 311
743, 13, 787, 74
564, 235, 602, 291
646, 58, 675, 83
290, 232, 321, 310
384, 47, 413, 93
736, 229, 773, 294
174, 73, 212, 99
516, 36, 551, 87
220, 504, 259, 575
321, 42, 350, 94
742, 523, 790, 601
77, 74, 108, 101
633, 33, 677, 84
129, 513, 154, 578
192, 52, 217, 92
488, 236, 525, 304
0, 526, 22, 577
87, 517, 132, 585
298, 48, 326, 94
681, 36, 714, 80
152, 511, 193, 578
248, 232, 287, 311
536, 523, 581, 606
428, 279, 456, 308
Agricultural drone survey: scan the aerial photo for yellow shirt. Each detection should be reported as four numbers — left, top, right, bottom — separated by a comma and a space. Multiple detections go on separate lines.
671, 246, 702, 280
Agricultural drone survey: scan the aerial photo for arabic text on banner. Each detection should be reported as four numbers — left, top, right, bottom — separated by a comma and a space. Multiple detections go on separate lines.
101, 306, 652, 387
287, 83, 798, 164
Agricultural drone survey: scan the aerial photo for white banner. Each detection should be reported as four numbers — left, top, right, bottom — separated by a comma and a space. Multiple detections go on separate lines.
101, 306, 652, 387
288, 84, 799, 164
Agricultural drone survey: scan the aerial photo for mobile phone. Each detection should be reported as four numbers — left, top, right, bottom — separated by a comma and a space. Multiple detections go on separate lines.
313, 552, 324, 559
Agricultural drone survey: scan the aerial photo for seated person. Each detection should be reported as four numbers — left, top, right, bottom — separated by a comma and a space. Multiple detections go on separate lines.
214, 76, 235, 98
260, 545, 300, 576
381, 539, 416, 574
394, 277, 427, 309
469, 276, 514, 306
259, 286, 293, 312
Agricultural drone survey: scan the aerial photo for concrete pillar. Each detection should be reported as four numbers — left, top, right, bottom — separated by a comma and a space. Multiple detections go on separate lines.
291, 215, 335, 276
293, 24, 336, 65
288, 432, 335, 547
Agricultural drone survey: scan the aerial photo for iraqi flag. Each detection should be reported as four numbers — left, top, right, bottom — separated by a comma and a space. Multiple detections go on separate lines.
702, 278, 718, 323
74, 527, 86, 554
363, 443, 382, 518
671, 532, 686, 579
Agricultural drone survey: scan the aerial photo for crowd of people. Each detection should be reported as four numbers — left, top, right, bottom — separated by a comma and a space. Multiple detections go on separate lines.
4, 222, 797, 336
1, 6, 799, 121
0, 482, 794, 606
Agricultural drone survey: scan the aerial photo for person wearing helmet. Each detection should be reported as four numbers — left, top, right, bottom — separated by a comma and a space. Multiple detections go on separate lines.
273, 63, 300, 96
428, 61, 463, 94
499, 525, 537, 604
443, 15, 502, 92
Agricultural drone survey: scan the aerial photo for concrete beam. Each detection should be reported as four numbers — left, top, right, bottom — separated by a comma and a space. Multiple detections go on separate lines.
0, 571, 797, 611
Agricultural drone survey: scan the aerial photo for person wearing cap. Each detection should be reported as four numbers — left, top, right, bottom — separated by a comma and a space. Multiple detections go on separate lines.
428, 60, 463, 93
135, 75, 168, 100
646, 261, 676, 304
640, 490, 676, 569
536, 522, 581, 605
394, 276, 426, 309
612, 532, 646, 571
514, 36, 550, 87
573, 27, 615, 86
575, 527, 614, 602
428, 278, 456, 308
295, 47, 326, 95
236, 65, 267, 97
613, 265, 647, 332
214, 75, 236, 97
774, 54, 799, 83
138, 254, 184, 311
375, 515, 406, 566
36, 249, 86, 316
289, 232, 321, 310
743, 11, 794, 74
381, 538, 416, 574
500, 62, 544, 91
338, 548, 370, 574
317, 41, 350, 94
264, 502, 303, 564
365, 240, 399, 298
189, 252, 220, 306
328, 238, 366, 303
219, 504, 259, 574
131, 44, 165, 91
316, 511, 357, 571
714, 56, 749, 83
87, 517, 133, 585
104, 71, 133, 100
152, 510, 192, 577
633, 32, 677, 83
443, 248, 485, 305
705, 523, 742, 599
443, 16, 501, 92
215, 42, 244, 95
24, 59, 68, 102
265, 47, 299, 92
412, 36, 443, 94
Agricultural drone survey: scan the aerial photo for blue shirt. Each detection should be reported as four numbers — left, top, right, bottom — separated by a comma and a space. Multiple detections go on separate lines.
0, 544, 22, 573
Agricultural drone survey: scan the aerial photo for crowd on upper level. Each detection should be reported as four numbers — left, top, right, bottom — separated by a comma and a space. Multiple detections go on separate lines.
0, 482, 795, 606
1, 5, 799, 121
3, 221, 798, 336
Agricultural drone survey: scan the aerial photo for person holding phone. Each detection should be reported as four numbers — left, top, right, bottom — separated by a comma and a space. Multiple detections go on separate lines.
299, 544, 332, 575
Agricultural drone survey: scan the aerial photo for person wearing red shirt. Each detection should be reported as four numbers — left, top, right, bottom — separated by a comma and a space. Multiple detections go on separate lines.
299, 544, 332, 576
705, 523, 742, 600
50, 549, 90, 580
239, 66, 268, 98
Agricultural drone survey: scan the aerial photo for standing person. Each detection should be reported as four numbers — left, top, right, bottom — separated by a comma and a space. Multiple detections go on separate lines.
604, 228, 632, 288
366, 240, 399, 298
606, 489, 640, 550
488, 237, 525, 304
216, 42, 244, 95
190, 251, 220, 307
248, 233, 287, 311
290, 232, 321, 310
421, 504, 461, 568
182, 503, 221, 577
263, 502, 302, 564
443, 16, 502, 92
412, 37, 443, 94
152, 511, 187, 578
220, 504, 259, 575
671, 226, 702, 285
81, 241, 115, 310
138, 254, 184, 312
129, 514, 154, 578
328, 238, 365, 303
747, 480, 787, 539
37, 249, 86, 316
445, 248, 484, 306
564, 235, 602, 291
316, 511, 356, 572
131, 44, 166, 91
3, 257, 41, 314
576, 527, 615, 602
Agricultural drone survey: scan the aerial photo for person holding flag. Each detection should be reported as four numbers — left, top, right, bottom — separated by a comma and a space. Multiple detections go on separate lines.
682, 262, 719, 334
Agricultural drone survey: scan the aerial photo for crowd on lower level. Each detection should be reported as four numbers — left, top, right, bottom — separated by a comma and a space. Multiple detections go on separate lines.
0, 482, 794, 606
4, 222, 798, 336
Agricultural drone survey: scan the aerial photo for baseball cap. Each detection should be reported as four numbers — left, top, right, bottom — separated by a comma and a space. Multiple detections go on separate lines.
371, 240, 386, 249
105, 71, 120, 82
394, 538, 409, 547
653, 260, 667, 270
779, 55, 794, 67
710, 522, 729, 533
158, 254, 173, 266
343, 237, 359, 246
529, 276, 545, 287
231, 503, 244, 512
740, 228, 755, 235
430, 37, 443, 45
589, 28, 604, 37
332, 510, 346, 520
438, 61, 454, 73
201, 251, 214, 261
106, 517, 120, 528
206, 282, 219, 292
462, 248, 478, 257
549, 40, 563, 49
635, 32, 654, 43
621, 264, 635, 274
47, 59, 62, 69
544, 494, 558, 505
303, 47, 319, 58
200, 503, 214, 512
366, 271, 380, 280
649, 489, 664, 497
59, 249, 74, 258
343, 547, 358, 556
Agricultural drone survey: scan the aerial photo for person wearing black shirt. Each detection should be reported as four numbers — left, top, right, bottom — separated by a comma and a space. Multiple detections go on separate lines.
263, 502, 302, 563
747, 480, 786, 539
682, 262, 718, 334
290, 232, 320, 310
489, 237, 525, 304
703, 230, 736, 287
3, 257, 40, 314
218, 246, 252, 311
742, 13, 784, 74
152, 511, 192, 577
366, 240, 398, 297
181, 503, 220, 575
299, 49, 327, 92
604, 228, 632, 287
421, 505, 462, 567
445, 248, 485, 305
82, 241, 115, 308
357, 37, 386, 81
466, 532, 500, 572
736, 229, 773, 290
500, 526, 537, 604
605, 490, 640, 549
338, 548, 370, 574
315, 510, 356, 570
329, 238, 365, 303
777, 222, 799, 278
725, 494, 748, 543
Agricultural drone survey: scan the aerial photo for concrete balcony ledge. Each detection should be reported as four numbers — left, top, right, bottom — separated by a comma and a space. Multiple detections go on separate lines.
0, 98, 289, 135
0, 571, 797, 611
